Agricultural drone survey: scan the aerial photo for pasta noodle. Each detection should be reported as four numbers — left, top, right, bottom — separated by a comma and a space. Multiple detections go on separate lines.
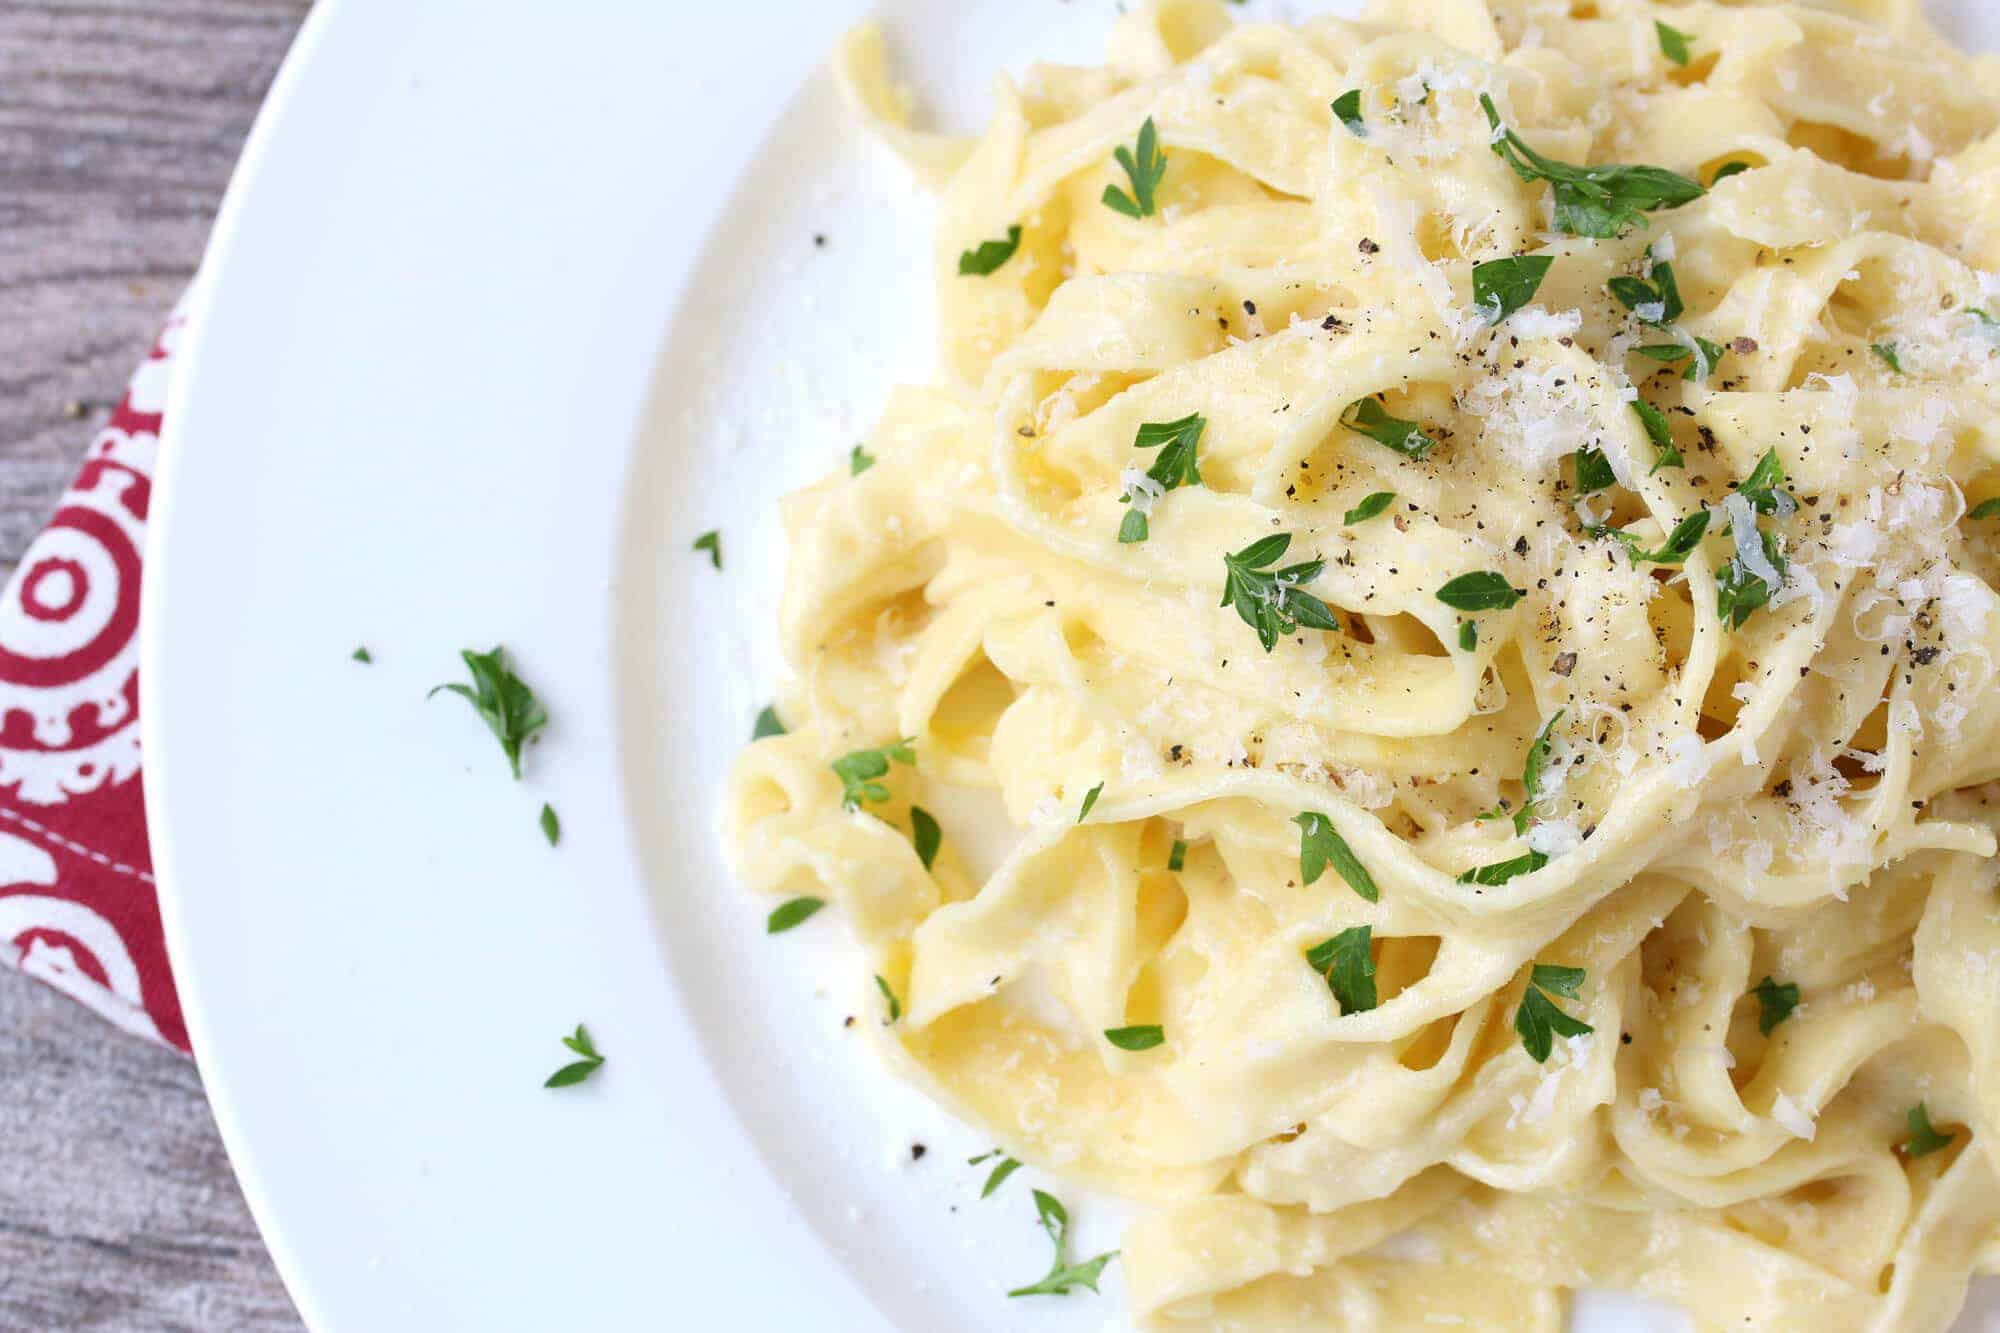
725, 1, 2000, 1326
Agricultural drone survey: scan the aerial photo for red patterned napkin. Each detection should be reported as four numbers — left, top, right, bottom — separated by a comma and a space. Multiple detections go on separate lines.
0, 302, 189, 1052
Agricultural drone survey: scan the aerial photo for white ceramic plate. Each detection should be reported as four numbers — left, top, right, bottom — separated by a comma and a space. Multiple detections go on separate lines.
142, 2, 2000, 1329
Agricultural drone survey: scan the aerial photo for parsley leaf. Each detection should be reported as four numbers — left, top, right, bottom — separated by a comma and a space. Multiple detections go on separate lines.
875, 973, 902, 1023
539, 802, 560, 847
1710, 160, 1753, 183
1220, 533, 1342, 652
1078, 782, 1104, 822
1872, 341, 1904, 374
1596, 509, 1711, 567
1458, 850, 1549, 886
544, 1024, 606, 1088
1104, 1025, 1164, 1051
1520, 710, 1565, 827
766, 896, 826, 933
1574, 447, 1617, 495
1436, 571, 1524, 612
1459, 620, 1478, 651
1968, 498, 2000, 520
1293, 811, 1378, 901
958, 225, 1023, 277
1751, 975, 1800, 1035
1008, 1190, 1120, 1298
752, 705, 786, 740
1102, 117, 1167, 219
1635, 336, 1726, 381
1716, 527, 1785, 629
1120, 413, 1207, 543
351, 646, 372, 664
1736, 449, 1792, 513
850, 444, 875, 475
832, 739, 915, 810
693, 529, 722, 568
1168, 839, 1188, 871
1344, 491, 1396, 525
1341, 397, 1437, 459
910, 805, 941, 870
1900, 1102, 1954, 1159
1332, 89, 1367, 138
1631, 399, 1683, 472
428, 646, 548, 779
1514, 964, 1593, 1062
1656, 19, 1693, 66
973, 1153, 1023, 1198
1472, 255, 1555, 325
1608, 253, 1685, 327
1306, 925, 1377, 1015
1481, 93, 1705, 238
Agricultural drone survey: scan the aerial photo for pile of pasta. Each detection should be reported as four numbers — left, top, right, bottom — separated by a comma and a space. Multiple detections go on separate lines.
725, 0, 2000, 1326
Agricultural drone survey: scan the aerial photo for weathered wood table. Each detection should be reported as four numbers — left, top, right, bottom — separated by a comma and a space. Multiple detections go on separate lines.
2, 2, 309, 1327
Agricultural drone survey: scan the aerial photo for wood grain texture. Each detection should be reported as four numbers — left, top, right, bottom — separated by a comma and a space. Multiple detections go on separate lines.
1, 1, 308, 1328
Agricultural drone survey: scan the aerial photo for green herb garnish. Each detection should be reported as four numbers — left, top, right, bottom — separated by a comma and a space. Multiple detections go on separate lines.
1293, 811, 1378, 901
1574, 447, 1617, 495
1168, 839, 1188, 871
1900, 1102, 1954, 1158
1473, 255, 1555, 325
1436, 571, 1524, 612
1968, 498, 2000, 520
1102, 117, 1167, 219
752, 705, 786, 740
428, 646, 548, 779
1344, 491, 1396, 525
1104, 1025, 1164, 1051
693, 529, 722, 569
1872, 341, 1904, 374
544, 1024, 606, 1088
1458, 850, 1550, 886
832, 739, 916, 810
875, 973, 902, 1023
1515, 963, 1593, 1062
911, 805, 941, 870
1600, 508, 1711, 567
1007, 1191, 1120, 1298
1481, 93, 1704, 238
767, 896, 826, 934
1078, 782, 1104, 822
1751, 975, 1800, 1035
1120, 413, 1206, 543
969, 1150, 1024, 1198
539, 802, 560, 847
1631, 399, 1683, 472
1711, 160, 1752, 183
1459, 620, 1478, 651
1656, 19, 1693, 66
1332, 89, 1367, 138
352, 646, 372, 664
1608, 254, 1685, 327
1220, 533, 1342, 652
958, 225, 1023, 276
850, 444, 876, 475
1306, 925, 1377, 1015
1341, 397, 1436, 459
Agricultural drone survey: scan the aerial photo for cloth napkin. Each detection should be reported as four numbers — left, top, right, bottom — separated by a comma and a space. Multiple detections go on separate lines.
0, 299, 191, 1052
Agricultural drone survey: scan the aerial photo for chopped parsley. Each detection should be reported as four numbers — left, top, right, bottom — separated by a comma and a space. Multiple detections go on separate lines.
1872, 341, 1905, 374
1900, 1102, 1954, 1159
1459, 620, 1478, 651
1595, 509, 1711, 567
1078, 782, 1104, 822
1306, 925, 1377, 1015
1608, 253, 1685, 327
1481, 93, 1705, 238
1103, 1025, 1164, 1051
832, 738, 916, 810
875, 973, 902, 1024
1968, 498, 2000, 520
1656, 19, 1693, 66
693, 529, 722, 569
543, 1024, 606, 1088
766, 896, 826, 934
1341, 396, 1437, 459
1472, 254, 1555, 325
539, 802, 560, 847
1635, 336, 1726, 381
752, 705, 786, 740
1332, 89, 1367, 138
1293, 811, 1378, 902
1514, 963, 1593, 1062
1220, 533, 1342, 652
1344, 491, 1396, 525
1574, 447, 1617, 495
1435, 571, 1524, 612
351, 646, 372, 664
1007, 1190, 1120, 1298
1751, 975, 1800, 1034
1710, 160, 1753, 183
1631, 398, 1683, 472
1120, 413, 1206, 543
958, 225, 1023, 276
969, 1150, 1023, 1198
1716, 451, 1793, 629
1458, 849, 1549, 886
428, 646, 548, 779
850, 444, 876, 475
911, 805, 941, 870
1102, 117, 1167, 219
1168, 839, 1188, 871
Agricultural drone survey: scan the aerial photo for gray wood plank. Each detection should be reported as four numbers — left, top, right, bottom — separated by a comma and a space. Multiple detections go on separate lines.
1, 2, 308, 1327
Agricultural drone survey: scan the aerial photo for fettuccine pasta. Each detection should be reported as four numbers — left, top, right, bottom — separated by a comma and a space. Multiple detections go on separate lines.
723, 1, 2000, 1326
